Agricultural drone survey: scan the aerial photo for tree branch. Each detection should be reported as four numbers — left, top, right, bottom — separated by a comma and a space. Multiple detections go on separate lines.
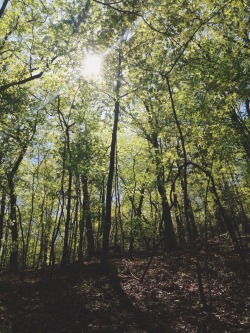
0, 0, 10, 19
0, 72, 43, 92
92, 0, 140, 16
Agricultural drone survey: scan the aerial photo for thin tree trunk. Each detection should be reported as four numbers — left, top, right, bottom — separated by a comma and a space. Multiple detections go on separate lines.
1, 228, 9, 270
0, 191, 6, 250
49, 199, 62, 267
16, 204, 25, 269
82, 175, 95, 257
7, 145, 29, 270
144, 102, 177, 250
167, 77, 208, 308
7, 174, 19, 270
129, 209, 134, 257
166, 77, 194, 243
78, 177, 85, 263
61, 169, 72, 267
72, 184, 80, 262
58, 98, 75, 267
173, 193, 186, 246
101, 49, 122, 265
24, 173, 36, 267
37, 194, 46, 268
114, 148, 124, 255
96, 176, 106, 254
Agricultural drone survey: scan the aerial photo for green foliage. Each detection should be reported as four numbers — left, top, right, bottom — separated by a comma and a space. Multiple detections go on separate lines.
0, 0, 250, 268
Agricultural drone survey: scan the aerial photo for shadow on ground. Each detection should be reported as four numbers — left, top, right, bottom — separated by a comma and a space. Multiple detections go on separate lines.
0, 249, 249, 333
0, 264, 162, 333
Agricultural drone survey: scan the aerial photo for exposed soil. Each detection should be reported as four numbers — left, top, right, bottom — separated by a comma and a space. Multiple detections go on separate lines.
0, 242, 249, 333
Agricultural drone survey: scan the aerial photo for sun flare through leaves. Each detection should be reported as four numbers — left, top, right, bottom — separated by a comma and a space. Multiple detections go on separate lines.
82, 54, 102, 80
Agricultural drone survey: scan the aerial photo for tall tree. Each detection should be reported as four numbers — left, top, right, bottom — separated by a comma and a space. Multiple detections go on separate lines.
101, 48, 122, 264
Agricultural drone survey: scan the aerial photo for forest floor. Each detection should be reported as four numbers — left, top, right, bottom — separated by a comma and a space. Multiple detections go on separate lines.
0, 240, 249, 333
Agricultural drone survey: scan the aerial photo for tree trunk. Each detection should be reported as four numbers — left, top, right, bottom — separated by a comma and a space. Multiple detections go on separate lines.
37, 194, 46, 268
6, 150, 26, 270
78, 178, 85, 263
157, 175, 178, 250
61, 169, 72, 267
72, 182, 80, 262
82, 175, 95, 257
0, 191, 6, 250
101, 49, 122, 265
152, 131, 177, 250
49, 199, 62, 268
7, 174, 19, 270
166, 77, 197, 245
173, 193, 186, 246
58, 102, 75, 268
144, 102, 177, 250
24, 173, 36, 267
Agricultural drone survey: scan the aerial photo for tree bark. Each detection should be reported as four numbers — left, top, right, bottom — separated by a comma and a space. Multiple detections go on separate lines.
0, 72, 43, 92
0, 191, 6, 250
0, 0, 10, 19
157, 174, 178, 250
78, 179, 85, 263
7, 150, 26, 270
101, 49, 122, 265
58, 98, 75, 268
152, 130, 177, 250
82, 175, 95, 257
7, 174, 19, 270
166, 77, 194, 243
61, 159, 73, 267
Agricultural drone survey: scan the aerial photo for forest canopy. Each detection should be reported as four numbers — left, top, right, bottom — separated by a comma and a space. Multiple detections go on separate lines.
0, 0, 250, 271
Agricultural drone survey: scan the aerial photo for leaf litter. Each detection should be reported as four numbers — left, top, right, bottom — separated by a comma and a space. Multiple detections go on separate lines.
0, 241, 249, 332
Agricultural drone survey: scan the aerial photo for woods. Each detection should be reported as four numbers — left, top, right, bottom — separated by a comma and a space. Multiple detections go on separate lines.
0, 0, 250, 331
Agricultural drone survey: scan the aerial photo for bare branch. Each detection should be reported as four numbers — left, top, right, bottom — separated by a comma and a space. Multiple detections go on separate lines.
0, 72, 43, 92
92, 0, 140, 16
0, 0, 10, 19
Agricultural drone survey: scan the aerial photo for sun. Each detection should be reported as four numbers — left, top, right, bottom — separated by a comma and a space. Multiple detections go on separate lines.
82, 54, 102, 79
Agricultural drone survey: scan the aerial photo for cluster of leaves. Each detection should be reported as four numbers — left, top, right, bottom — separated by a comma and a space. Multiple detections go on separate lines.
0, 0, 249, 269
